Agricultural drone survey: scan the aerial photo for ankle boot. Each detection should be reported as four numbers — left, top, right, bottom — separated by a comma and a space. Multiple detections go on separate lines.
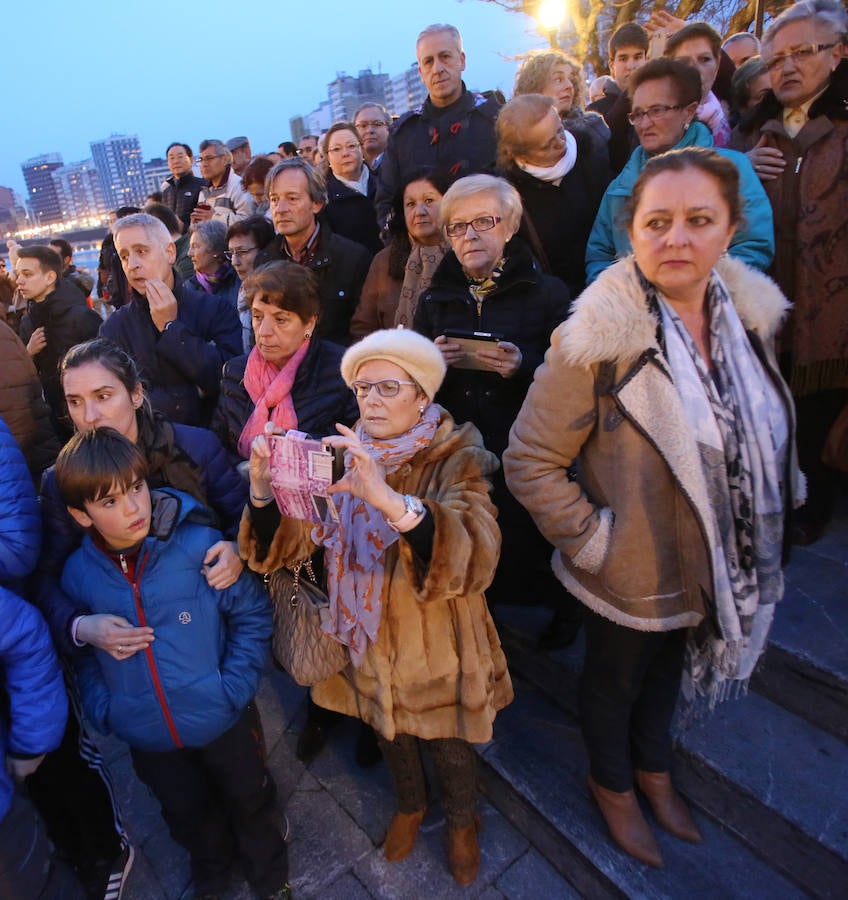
383, 809, 426, 862
636, 770, 701, 843
588, 776, 663, 867
447, 818, 481, 886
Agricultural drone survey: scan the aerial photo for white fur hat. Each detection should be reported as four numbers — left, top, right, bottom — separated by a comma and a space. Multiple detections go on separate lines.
341, 329, 447, 400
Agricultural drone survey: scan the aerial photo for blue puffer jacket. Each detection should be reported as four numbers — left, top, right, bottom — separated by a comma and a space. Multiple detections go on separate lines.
0, 416, 67, 824
585, 121, 774, 283
34, 418, 247, 656
64, 489, 270, 752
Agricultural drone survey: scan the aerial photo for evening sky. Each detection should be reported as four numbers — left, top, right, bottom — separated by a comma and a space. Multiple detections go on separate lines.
3, 0, 544, 198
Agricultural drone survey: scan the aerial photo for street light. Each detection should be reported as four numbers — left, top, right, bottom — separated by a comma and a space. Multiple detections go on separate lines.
538, 0, 566, 48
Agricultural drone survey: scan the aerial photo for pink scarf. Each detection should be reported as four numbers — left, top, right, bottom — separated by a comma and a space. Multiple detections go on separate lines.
312, 404, 441, 667
237, 340, 310, 459
698, 92, 731, 148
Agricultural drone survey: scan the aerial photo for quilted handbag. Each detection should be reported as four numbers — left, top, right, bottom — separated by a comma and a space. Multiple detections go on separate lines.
268, 559, 349, 686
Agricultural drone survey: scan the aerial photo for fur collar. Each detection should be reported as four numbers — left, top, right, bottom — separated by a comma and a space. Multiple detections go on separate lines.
558, 256, 790, 367
738, 58, 848, 135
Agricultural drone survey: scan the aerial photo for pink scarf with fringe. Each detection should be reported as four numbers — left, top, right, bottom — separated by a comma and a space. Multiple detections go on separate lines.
237, 340, 310, 459
312, 404, 441, 667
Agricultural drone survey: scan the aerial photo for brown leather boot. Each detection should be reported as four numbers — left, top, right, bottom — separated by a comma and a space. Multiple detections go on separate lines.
588, 776, 663, 867
636, 770, 702, 843
383, 809, 426, 862
447, 818, 481, 886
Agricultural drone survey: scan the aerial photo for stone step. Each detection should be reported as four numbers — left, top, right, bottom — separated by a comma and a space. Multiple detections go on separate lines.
495, 621, 848, 898
479, 680, 807, 900
752, 537, 848, 740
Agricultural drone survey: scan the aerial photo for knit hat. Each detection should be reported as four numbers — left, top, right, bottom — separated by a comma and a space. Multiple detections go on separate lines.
341, 329, 447, 400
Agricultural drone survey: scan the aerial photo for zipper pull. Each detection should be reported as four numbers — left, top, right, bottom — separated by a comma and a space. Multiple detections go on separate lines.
119, 554, 128, 574
795, 156, 803, 174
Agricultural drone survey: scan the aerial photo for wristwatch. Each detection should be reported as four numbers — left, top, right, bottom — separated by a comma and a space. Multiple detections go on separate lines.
386, 494, 425, 532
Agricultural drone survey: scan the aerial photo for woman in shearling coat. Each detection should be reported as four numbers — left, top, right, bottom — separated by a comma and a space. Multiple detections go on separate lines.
242, 328, 512, 887
505, 148, 802, 868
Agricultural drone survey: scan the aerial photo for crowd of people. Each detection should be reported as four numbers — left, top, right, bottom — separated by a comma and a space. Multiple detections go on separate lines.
0, 3, 846, 898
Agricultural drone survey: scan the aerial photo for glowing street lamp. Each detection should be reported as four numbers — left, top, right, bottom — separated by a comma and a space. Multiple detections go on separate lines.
538, 0, 566, 48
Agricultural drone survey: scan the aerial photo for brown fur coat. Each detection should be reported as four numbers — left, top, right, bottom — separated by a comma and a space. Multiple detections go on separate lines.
240, 408, 513, 742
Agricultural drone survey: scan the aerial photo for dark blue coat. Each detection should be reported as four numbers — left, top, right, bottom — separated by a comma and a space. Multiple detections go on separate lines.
66, 489, 270, 752
212, 339, 360, 457
99, 274, 242, 427
413, 239, 571, 458
0, 417, 67, 824
34, 420, 247, 656
323, 172, 381, 256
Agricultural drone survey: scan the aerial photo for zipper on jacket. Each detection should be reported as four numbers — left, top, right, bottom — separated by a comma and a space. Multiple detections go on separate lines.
130, 553, 183, 748
795, 156, 803, 174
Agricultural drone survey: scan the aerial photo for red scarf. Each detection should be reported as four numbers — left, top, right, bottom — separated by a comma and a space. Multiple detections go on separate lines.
237, 340, 310, 459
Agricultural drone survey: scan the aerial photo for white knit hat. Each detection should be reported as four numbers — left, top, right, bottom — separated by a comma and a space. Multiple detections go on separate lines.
341, 329, 447, 400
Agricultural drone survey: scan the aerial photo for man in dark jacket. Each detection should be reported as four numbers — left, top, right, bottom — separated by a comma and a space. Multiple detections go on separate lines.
101, 213, 242, 427
375, 24, 501, 222
16, 247, 101, 430
48, 239, 94, 298
162, 143, 206, 234
258, 159, 371, 346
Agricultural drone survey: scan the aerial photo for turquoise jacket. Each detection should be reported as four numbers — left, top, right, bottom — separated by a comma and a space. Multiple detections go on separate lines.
585, 121, 774, 283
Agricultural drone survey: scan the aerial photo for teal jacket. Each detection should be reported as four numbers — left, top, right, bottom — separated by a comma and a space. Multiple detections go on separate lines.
585, 121, 774, 283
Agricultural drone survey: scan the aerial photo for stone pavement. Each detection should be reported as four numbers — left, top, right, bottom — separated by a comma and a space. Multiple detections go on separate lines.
115, 663, 574, 900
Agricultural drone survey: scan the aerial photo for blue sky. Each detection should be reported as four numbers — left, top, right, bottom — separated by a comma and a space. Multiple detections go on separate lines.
3, 0, 546, 197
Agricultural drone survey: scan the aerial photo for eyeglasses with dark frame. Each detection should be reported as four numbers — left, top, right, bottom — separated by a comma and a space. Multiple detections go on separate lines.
627, 104, 683, 125
355, 120, 389, 129
350, 379, 417, 398
763, 42, 837, 73
444, 215, 502, 238
223, 247, 258, 262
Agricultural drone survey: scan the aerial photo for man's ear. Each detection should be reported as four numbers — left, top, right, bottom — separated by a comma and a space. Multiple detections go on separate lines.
67, 506, 93, 529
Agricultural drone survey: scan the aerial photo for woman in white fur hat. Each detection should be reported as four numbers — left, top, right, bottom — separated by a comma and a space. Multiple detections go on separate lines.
241, 327, 513, 887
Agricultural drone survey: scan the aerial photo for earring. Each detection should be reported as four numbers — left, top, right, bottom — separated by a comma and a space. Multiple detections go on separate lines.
418, 404, 425, 415
304, 331, 311, 339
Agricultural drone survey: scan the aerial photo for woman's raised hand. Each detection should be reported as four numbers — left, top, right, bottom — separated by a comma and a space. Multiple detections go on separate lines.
325, 424, 406, 521
76, 613, 155, 661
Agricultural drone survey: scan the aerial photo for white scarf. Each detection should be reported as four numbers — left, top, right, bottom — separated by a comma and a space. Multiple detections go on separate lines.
656, 272, 788, 714
516, 130, 577, 185
337, 166, 370, 196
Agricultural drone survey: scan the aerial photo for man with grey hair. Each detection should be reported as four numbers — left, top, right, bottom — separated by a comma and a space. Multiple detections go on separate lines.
100, 213, 242, 426
730, 0, 847, 544
354, 103, 391, 170
374, 23, 501, 222
226, 136, 252, 176
722, 32, 761, 68
192, 139, 254, 227
256, 158, 371, 345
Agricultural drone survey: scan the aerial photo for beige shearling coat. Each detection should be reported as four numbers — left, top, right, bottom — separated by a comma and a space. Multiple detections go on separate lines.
240, 408, 513, 742
504, 256, 803, 632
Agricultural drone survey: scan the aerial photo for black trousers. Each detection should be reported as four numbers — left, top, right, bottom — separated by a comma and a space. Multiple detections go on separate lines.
378, 733, 478, 829
0, 791, 86, 900
794, 388, 847, 526
579, 608, 688, 792
26, 694, 124, 877
130, 703, 288, 896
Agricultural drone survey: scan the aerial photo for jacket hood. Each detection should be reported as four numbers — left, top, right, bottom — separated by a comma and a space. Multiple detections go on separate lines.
558, 255, 791, 367
612, 121, 714, 195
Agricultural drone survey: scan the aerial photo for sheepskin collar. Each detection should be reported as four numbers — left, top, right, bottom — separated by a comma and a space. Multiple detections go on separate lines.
559, 256, 790, 368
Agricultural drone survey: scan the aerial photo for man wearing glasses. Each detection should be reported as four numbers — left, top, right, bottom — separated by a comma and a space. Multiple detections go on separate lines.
730, 0, 847, 546
193, 139, 254, 228
353, 104, 391, 171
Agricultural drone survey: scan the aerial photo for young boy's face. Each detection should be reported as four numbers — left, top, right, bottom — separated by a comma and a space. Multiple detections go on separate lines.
68, 478, 152, 551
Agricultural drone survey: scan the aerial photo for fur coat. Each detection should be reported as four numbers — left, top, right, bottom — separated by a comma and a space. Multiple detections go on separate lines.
504, 256, 803, 632
239, 408, 513, 742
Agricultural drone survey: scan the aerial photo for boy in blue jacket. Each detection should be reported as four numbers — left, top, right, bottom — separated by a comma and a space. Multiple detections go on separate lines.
55, 427, 289, 900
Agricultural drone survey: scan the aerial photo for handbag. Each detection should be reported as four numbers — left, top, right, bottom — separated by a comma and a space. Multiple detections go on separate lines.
822, 403, 848, 473
268, 558, 349, 686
